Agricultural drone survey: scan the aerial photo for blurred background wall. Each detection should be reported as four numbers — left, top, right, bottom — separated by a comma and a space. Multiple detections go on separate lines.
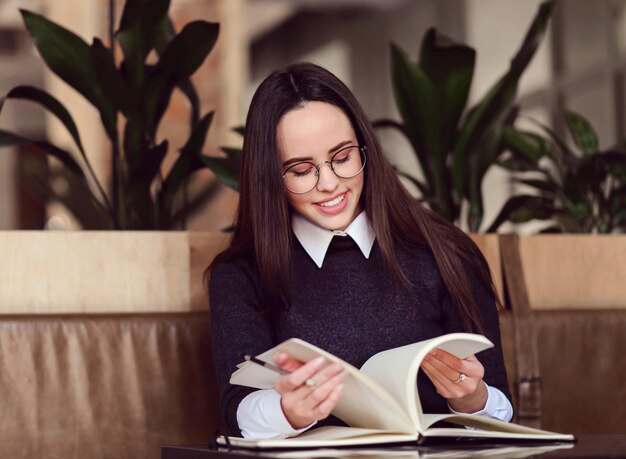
1, 0, 624, 232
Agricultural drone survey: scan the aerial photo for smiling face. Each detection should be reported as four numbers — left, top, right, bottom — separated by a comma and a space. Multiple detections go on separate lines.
277, 101, 364, 231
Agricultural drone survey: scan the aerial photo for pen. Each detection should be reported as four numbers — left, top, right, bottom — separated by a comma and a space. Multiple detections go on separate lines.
243, 354, 290, 375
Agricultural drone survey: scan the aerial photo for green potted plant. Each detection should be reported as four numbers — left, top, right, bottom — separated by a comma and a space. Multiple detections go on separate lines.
489, 110, 626, 233
375, 0, 555, 232
0, 0, 239, 230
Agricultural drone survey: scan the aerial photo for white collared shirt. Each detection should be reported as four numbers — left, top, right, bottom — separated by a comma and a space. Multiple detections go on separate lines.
291, 211, 376, 268
237, 211, 513, 438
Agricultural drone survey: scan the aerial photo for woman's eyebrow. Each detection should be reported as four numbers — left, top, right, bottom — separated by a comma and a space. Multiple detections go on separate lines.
327, 140, 353, 153
282, 140, 355, 167
282, 155, 312, 167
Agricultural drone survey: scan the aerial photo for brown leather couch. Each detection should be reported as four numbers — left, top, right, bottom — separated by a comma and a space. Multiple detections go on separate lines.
0, 313, 220, 459
1, 237, 624, 458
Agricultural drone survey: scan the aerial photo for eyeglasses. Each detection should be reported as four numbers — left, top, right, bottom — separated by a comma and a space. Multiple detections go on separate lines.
282, 145, 367, 194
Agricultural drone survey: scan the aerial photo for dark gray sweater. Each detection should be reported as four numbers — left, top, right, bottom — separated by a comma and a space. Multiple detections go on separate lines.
209, 235, 511, 435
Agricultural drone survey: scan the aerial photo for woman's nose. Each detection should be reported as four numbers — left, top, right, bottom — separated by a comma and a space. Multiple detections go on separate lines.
316, 162, 339, 192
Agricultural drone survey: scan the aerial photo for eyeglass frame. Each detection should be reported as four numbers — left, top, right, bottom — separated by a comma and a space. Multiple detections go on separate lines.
282, 145, 367, 195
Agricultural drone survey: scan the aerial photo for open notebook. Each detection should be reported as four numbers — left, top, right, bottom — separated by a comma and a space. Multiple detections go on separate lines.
221, 333, 574, 449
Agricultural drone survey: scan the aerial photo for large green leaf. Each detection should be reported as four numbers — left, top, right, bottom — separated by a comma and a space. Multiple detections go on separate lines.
468, 130, 504, 231
452, 1, 554, 214
161, 111, 215, 213
116, 0, 170, 89
452, 74, 516, 204
0, 129, 85, 177
497, 157, 541, 173
486, 194, 554, 232
144, 21, 219, 138
197, 154, 240, 191
390, 43, 441, 210
158, 21, 219, 79
1, 85, 113, 215
514, 177, 558, 195
419, 28, 475, 155
90, 38, 134, 118
500, 126, 552, 164
20, 10, 117, 141
130, 139, 169, 186
564, 110, 599, 155
232, 126, 245, 137
1, 86, 85, 155
122, 117, 147, 175
509, 1, 556, 78
195, 146, 242, 192
153, 17, 200, 126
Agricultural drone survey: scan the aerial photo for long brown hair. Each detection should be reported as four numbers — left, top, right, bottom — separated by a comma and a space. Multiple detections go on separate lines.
210, 62, 497, 333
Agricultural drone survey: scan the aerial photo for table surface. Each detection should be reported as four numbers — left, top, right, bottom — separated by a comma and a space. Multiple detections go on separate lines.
162, 434, 626, 459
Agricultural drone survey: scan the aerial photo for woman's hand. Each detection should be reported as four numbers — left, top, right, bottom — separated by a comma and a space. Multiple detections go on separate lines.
273, 352, 349, 429
420, 348, 488, 413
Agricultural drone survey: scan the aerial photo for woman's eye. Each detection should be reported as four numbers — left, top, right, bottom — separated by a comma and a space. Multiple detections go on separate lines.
333, 153, 350, 164
289, 165, 314, 176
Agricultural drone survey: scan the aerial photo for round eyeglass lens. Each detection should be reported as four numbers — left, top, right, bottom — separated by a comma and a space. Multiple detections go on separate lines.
283, 146, 366, 194
330, 146, 365, 179
283, 161, 318, 194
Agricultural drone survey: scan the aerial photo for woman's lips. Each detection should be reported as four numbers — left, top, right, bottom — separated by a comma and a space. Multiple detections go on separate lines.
315, 192, 348, 215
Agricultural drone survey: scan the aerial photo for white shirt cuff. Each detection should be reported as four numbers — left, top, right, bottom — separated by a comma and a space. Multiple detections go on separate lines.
237, 389, 317, 439
448, 383, 513, 423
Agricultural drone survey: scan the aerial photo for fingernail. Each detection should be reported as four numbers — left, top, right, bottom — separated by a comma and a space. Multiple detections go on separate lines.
336, 383, 345, 393
274, 352, 287, 363
430, 350, 437, 356
312, 356, 325, 366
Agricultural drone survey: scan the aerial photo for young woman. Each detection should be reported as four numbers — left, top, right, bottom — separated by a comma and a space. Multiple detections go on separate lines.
209, 62, 513, 438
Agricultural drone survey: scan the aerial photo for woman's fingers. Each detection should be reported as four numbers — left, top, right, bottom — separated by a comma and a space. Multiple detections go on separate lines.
425, 349, 484, 380
290, 362, 346, 398
421, 349, 484, 400
303, 365, 348, 403
421, 363, 453, 398
424, 351, 462, 381
276, 358, 349, 429
312, 379, 346, 419
273, 352, 305, 372
275, 356, 326, 393
428, 349, 464, 372
421, 359, 459, 398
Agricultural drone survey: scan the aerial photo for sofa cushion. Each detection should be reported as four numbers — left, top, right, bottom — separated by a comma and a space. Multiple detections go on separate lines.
0, 312, 220, 459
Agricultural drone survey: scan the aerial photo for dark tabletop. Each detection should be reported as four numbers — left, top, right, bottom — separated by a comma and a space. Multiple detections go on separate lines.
162, 435, 626, 459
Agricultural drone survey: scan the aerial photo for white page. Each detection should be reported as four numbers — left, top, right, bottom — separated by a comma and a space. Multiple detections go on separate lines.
422, 413, 574, 440
229, 361, 278, 389
359, 333, 493, 431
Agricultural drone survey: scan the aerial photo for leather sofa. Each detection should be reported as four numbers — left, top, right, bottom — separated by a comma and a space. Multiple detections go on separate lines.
1, 234, 624, 459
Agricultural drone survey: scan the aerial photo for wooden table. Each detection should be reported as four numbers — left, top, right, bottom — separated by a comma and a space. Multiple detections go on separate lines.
162, 434, 626, 458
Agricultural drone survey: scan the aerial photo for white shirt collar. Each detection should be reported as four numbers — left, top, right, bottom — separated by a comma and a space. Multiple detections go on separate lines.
291, 211, 376, 268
